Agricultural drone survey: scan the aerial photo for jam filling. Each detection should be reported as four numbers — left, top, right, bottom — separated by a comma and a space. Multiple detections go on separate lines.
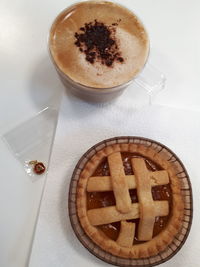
87, 153, 172, 244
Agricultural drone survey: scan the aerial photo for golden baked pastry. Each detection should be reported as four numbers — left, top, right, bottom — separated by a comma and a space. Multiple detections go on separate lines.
76, 141, 185, 259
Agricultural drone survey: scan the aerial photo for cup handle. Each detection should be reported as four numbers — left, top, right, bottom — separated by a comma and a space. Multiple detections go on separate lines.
134, 63, 166, 104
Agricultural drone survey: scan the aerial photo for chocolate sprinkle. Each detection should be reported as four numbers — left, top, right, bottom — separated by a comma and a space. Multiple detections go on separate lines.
74, 20, 124, 67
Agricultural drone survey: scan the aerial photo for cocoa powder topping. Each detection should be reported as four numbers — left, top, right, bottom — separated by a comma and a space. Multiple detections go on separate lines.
74, 20, 124, 67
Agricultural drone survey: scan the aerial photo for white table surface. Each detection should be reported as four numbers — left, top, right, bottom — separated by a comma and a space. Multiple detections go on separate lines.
0, 0, 200, 267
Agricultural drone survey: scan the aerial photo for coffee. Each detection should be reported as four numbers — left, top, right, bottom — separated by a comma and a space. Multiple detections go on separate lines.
49, 1, 149, 89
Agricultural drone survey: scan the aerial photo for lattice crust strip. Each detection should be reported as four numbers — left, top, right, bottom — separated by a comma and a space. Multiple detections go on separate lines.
132, 158, 156, 241
87, 201, 168, 226
108, 152, 132, 213
117, 221, 135, 247
87, 170, 169, 192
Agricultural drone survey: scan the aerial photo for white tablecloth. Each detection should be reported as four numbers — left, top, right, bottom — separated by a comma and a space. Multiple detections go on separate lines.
0, 0, 200, 266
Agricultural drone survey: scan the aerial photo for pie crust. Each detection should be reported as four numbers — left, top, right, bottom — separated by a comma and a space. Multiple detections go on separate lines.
76, 141, 185, 259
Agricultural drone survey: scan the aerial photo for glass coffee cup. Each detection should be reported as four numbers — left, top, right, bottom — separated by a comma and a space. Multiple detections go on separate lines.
49, 0, 165, 102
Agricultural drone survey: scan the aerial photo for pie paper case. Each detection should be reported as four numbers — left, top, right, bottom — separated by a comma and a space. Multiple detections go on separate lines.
69, 136, 192, 266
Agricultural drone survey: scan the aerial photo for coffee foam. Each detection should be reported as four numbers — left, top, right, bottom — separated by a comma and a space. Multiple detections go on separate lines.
49, 1, 149, 88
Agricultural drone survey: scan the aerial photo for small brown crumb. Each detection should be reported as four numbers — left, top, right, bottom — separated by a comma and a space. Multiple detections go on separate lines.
117, 57, 124, 62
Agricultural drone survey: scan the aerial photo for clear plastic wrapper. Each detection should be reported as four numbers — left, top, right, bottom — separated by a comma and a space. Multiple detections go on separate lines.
3, 107, 59, 179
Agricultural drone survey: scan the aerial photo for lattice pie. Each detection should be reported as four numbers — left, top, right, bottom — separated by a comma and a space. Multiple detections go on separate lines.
76, 142, 184, 258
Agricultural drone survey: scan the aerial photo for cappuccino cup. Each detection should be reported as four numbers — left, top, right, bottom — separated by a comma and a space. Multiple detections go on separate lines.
49, 1, 165, 102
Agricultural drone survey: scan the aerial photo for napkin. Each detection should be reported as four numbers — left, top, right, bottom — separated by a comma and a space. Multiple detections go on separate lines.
29, 90, 200, 267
